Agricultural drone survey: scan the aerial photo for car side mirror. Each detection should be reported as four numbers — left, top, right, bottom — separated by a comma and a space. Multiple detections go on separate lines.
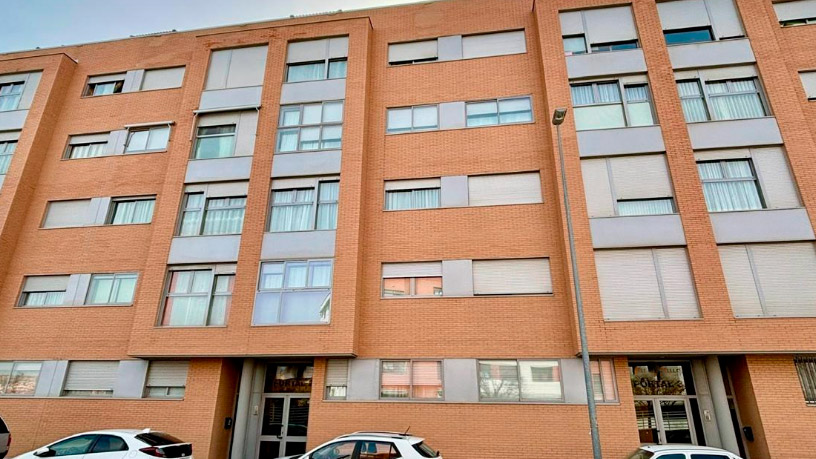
34, 447, 56, 457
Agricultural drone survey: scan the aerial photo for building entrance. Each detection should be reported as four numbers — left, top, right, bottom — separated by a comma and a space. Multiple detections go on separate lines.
631, 362, 704, 445
256, 363, 313, 459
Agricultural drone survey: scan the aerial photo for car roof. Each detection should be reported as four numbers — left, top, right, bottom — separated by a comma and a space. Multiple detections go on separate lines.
641, 444, 736, 453
336, 432, 424, 444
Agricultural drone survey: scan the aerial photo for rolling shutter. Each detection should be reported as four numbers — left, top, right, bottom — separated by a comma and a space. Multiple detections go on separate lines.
23, 275, 69, 292
581, 159, 615, 218
472, 258, 552, 295
559, 11, 585, 36
595, 249, 664, 320
462, 30, 526, 59
719, 245, 764, 317
141, 67, 185, 90
800, 71, 816, 99
43, 199, 92, 228
468, 172, 542, 207
706, 0, 745, 39
69, 133, 109, 145
205, 46, 267, 90
609, 155, 673, 200
773, 0, 816, 22
654, 248, 700, 319
657, 0, 711, 31
382, 262, 442, 278
64, 361, 118, 392
384, 178, 441, 191
750, 243, 816, 317
583, 6, 638, 45
325, 359, 349, 387
388, 40, 438, 64
751, 147, 801, 209
87, 73, 125, 84
146, 361, 189, 387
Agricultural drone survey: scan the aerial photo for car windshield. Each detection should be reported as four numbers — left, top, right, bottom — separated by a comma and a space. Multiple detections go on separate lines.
135, 432, 184, 446
0, 417, 7, 434
412, 441, 439, 458
627, 449, 655, 459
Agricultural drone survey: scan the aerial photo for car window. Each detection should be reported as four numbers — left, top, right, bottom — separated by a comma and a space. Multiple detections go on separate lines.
0, 417, 8, 434
412, 442, 438, 458
358, 441, 401, 459
691, 455, 730, 459
90, 435, 128, 453
135, 432, 183, 446
657, 455, 685, 459
49, 435, 98, 456
310, 441, 356, 459
626, 450, 655, 459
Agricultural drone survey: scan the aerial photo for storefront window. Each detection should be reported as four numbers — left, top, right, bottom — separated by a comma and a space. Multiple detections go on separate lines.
264, 363, 314, 393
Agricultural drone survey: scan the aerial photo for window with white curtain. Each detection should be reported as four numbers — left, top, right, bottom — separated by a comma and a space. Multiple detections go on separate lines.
325, 359, 349, 400
125, 126, 170, 153
277, 101, 343, 153
269, 180, 339, 232
69, 141, 108, 159
0, 82, 24, 111
18, 275, 69, 307
107, 197, 155, 225
465, 96, 533, 127
384, 179, 441, 211
179, 192, 246, 236
161, 267, 234, 326
380, 360, 443, 400
581, 154, 676, 218
591, 359, 618, 402
386, 105, 439, 133
286, 58, 347, 82
478, 360, 563, 402
194, 124, 236, 159
0, 140, 16, 175
85, 273, 138, 305
252, 259, 333, 325
697, 159, 764, 212
0, 361, 42, 396
677, 77, 767, 122
571, 80, 655, 130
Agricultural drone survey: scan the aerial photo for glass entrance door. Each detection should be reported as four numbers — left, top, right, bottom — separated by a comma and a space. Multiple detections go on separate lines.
258, 394, 310, 459
635, 398, 696, 445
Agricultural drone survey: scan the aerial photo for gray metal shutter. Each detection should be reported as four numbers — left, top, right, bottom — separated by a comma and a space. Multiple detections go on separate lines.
773, 0, 816, 22
43, 199, 92, 228
581, 158, 615, 218
87, 73, 126, 84
325, 359, 349, 387
750, 242, 816, 317
23, 275, 70, 292
468, 172, 542, 207
706, 0, 745, 38
141, 67, 185, 91
609, 155, 673, 200
388, 40, 438, 64
655, 248, 700, 319
752, 147, 801, 209
657, 0, 711, 31
69, 133, 110, 145
718, 245, 764, 317
64, 361, 118, 392
382, 262, 442, 278
472, 258, 552, 295
595, 249, 664, 320
583, 6, 638, 45
461, 31, 526, 59
146, 361, 189, 387
226, 46, 268, 88
559, 11, 585, 36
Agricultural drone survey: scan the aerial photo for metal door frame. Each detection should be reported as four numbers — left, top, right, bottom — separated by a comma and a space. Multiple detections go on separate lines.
256, 393, 311, 459
635, 395, 698, 445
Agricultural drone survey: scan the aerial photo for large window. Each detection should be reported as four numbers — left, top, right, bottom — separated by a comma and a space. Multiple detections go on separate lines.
571, 80, 655, 130
677, 77, 767, 122
795, 356, 816, 404
0, 82, 24, 111
386, 105, 439, 133
286, 58, 347, 82
478, 360, 562, 402
19, 275, 68, 307
269, 180, 339, 232
0, 361, 41, 395
560, 6, 640, 55
253, 260, 333, 325
108, 196, 155, 225
581, 154, 676, 218
277, 101, 343, 153
85, 273, 138, 305
125, 125, 170, 153
380, 360, 443, 400
0, 140, 15, 175
465, 96, 533, 127
161, 267, 234, 326
179, 192, 246, 236
62, 361, 117, 397
384, 179, 441, 210
194, 125, 235, 159
697, 159, 763, 212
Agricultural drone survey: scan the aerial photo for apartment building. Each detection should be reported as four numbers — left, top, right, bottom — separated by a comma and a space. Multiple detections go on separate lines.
1, 0, 816, 457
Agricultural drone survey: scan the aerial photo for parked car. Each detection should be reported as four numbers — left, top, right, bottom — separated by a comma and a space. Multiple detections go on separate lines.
282, 432, 441, 459
0, 415, 9, 459
12, 429, 192, 459
627, 445, 743, 459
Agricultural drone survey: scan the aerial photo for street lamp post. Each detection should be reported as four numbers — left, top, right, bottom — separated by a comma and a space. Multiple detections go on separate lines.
552, 108, 602, 459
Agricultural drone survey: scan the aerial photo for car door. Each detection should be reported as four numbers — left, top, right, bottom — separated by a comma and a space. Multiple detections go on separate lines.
357, 441, 401, 459
46, 434, 98, 458
307, 440, 358, 459
83, 435, 129, 459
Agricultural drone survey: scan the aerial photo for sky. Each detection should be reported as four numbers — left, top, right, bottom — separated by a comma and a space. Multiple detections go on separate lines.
0, 0, 427, 53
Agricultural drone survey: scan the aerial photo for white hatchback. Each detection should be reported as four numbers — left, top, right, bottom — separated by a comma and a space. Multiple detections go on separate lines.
282, 432, 442, 459
628, 445, 743, 459
12, 429, 192, 459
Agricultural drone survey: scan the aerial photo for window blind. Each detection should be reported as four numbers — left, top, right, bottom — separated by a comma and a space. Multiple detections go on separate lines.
472, 258, 552, 295
43, 200, 92, 228
146, 361, 189, 387
63, 361, 118, 391
468, 172, 542, 207
382, 262, 442, 278
583, 6, 638, 44
773, 0, 816, 21
388, 40, 438, 64
609, 154, 673, 201
141, 67, 185, 91
23, 275, 70, 292
462, 31, 526, 59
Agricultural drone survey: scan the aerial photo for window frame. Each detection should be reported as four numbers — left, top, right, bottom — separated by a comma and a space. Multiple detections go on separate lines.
387, 38, 440, 66
0, 81, 24, 111
696, 158, 766, 212
285, 56, 348, 83
158, 266, 235, 327
590, 358, 619, 403
276, 100, 345, 154
253, 259, 334, 325
378, 359, 445, 401
386, 105, 440, 134
381, 275, 443, 298
383, 186, 442, 211
477, 359, 565, 403
268, 179, 340, 232
464, 95, 534, 128
563, 34, 588, 55
794, 356, 816, 404
177, 191, 247, 237
0, 361, 42, 396
124, 125, 171, 154
106, 195, 156, 225
663, 26, 715, 46
0, 140, 16, 175
678, 76, 770, 123
84, 272, 139, 306
324, 359, 349, 400
571, 79, 657, 130
83, 76, 125, 97
589, 39, 640, 53
66, 140, 108, 160
18, 276, 68, 308
192, 123, 237, 159
143, 361, 188, 399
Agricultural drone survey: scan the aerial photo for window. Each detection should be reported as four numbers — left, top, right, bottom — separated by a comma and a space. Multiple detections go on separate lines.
68, 140, 107, 159
465, 96, 533, 127
125, 125, 170, 153
780, 17, 816, 25
560, 7, 640, 55
48, 435, 98, 456
563, 35, 587, 55
590, 359, 618, 402
0, 140, 16, 175
384, 179, 441, 210
794, 356, 816, 404
467, 172, 543, 207
19, 275, 69, 307
0, 361, 41, 395
461, 30, 527, 59
85, 75, 125, 96
358, 442, 401, 459
309, 441, 357, 459
472, 258, 552, 295
108, 196, 155, 225
286, 59, 347, 82
277, 101, 344, 153
161, 267, 234, 326
478, 360, 562, 401
91, 435, 128, 453
140, 67, 185, 91
62, 361, 118, 397
581, 154, 676, 218
677, 77, 767, 122
571, 80, 655, 130
380, 360, 443, 400
0, 82, 23, 111
194, 124, 236, 159
325, 359, 349, 400
386, 105, 438, 133
144, 361, 189, 398
269, 180, 339, 232
774, 0, 816, 26
179, 192, 246, 236
42, 199, 92, 228
591, 40, 639, 52
205, 46, 268, 90
664, 27, 714, 45
799, 71, 816, 100
413, 442, 439, 458
382, 262, 442, 298
389, 39, 439, 65
697, 159, 763, 212
85, 273, 138, 305
253, 260, 333, 325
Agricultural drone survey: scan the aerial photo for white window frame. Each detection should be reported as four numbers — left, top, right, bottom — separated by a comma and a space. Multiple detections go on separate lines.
477, 359, 565, 403
193, 123, 237, 159
84, 273, 139, 306
0, 140, 16, 175
677, 76, 769, 122
124, 125, 171, 154
177, 191, 247, 236
465, 96, 534, 127
84, 76, 125, 97
268, 179, 339, 232
0, 361, 42, 396
571, 80, 656, 130
159, 266, 234, 327
253, 259, 334, 325
106, 196, 156, 225
379, 359, 444, 401
0, 81, 24, 111
386, 105, 440, 134
276, 101, 344, 153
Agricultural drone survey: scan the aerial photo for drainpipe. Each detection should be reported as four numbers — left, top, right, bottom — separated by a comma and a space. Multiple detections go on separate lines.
706, 356, 740, 454
231, 358, 256, 459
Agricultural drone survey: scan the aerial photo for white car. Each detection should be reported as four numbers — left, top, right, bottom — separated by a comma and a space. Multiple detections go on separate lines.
0, 415, 9, 459
13, 429, 192, 459
628, 445, 743, 459
282, 432, 441, 459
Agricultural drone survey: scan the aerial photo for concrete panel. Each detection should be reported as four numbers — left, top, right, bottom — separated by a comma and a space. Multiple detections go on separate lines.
440, 175, 468, 207
113, 360, 149, 398
443, 359, 479, 402
710, 208, 815, 244
47, 361, 69, 397
437, 35, 463, 61
199, 86, 263, 110
18, 72, 42, 110
688, 117, 782, 150
271, 150, 342, 177
0, 109, 28, 131
168, 235, 242, 264
590, 214, 687, 248
577, 125, 666, 157
561, 358, 588, 404
668, 39, 755, 70
185, 156, 253, 183
441, 259, 474, 297
280, 79, 346, 105
438, 102, 465, 130
565, 48, 647, 79
261, 231, 336, 259
35, 361, 59, 397
348, 359, 379, 401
